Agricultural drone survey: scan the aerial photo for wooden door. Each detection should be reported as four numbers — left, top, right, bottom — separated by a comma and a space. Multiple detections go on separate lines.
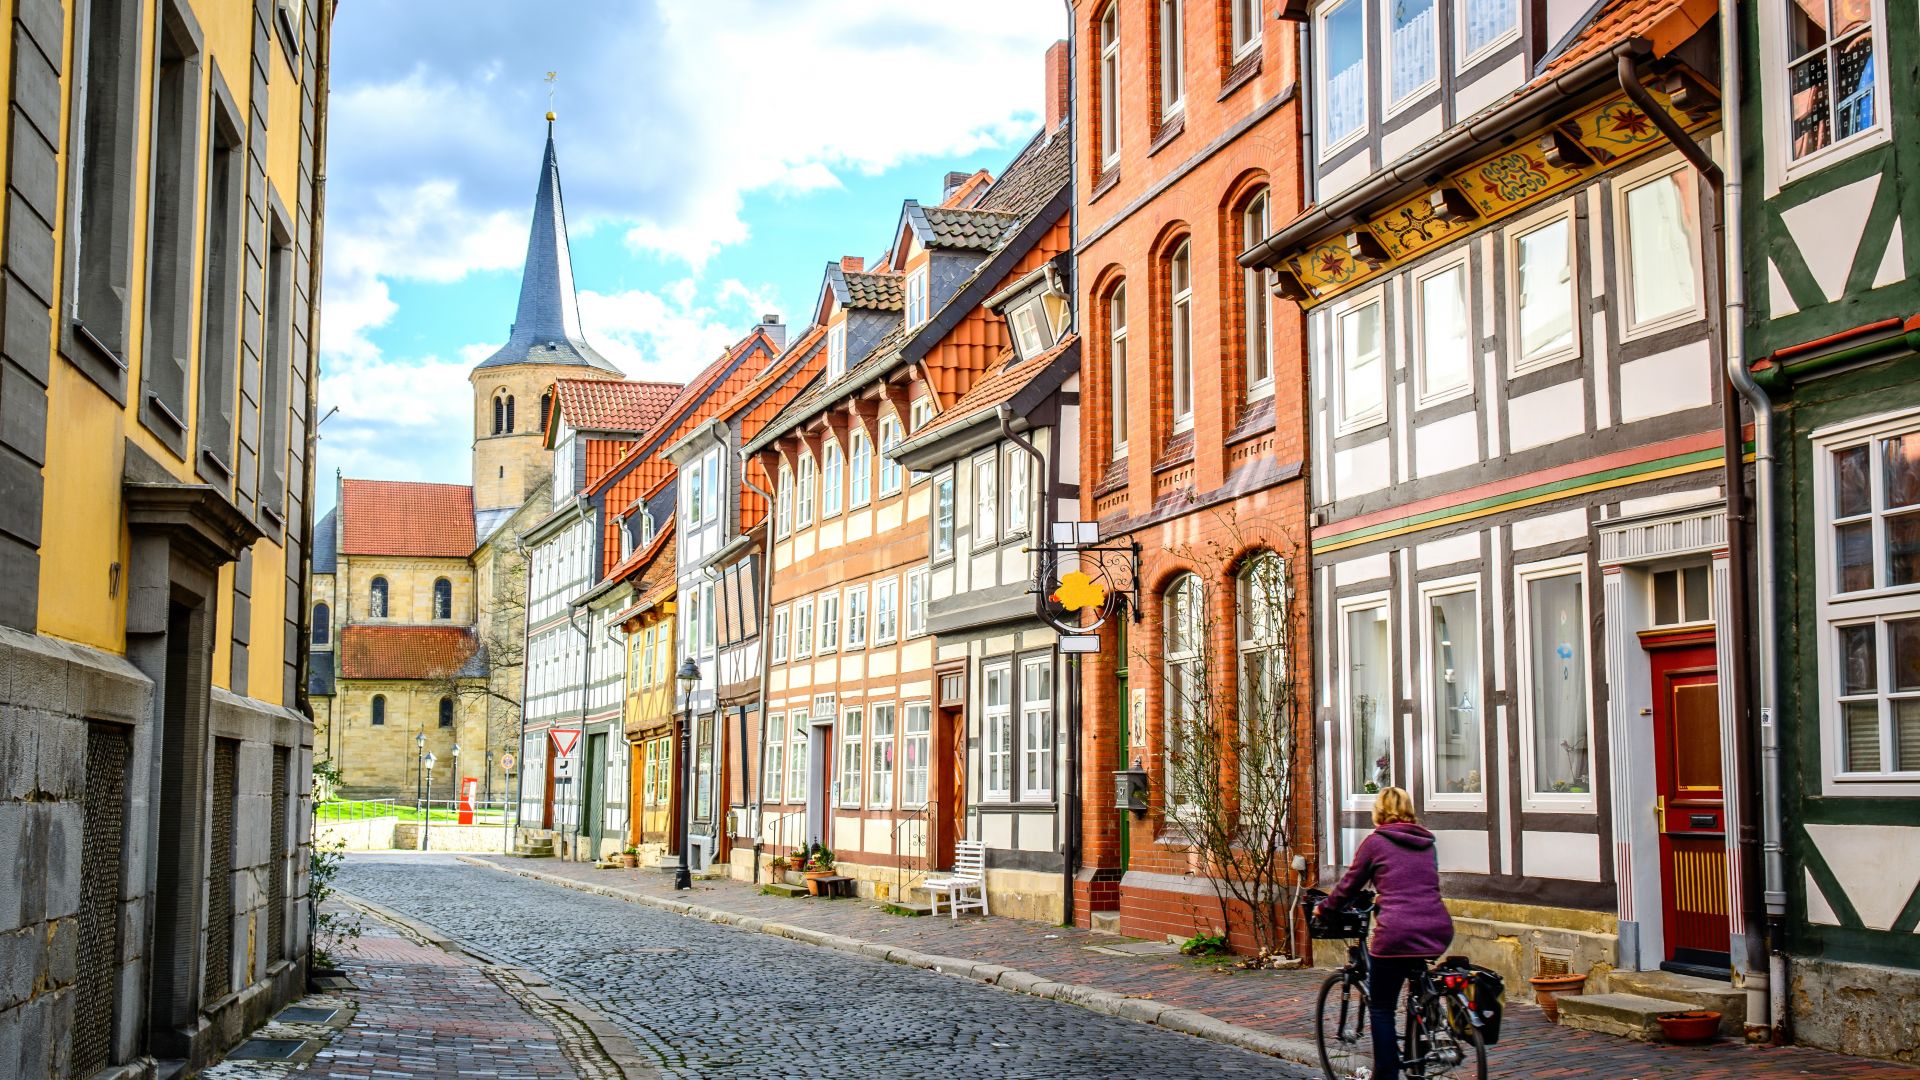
1650, 641, 1731, 970
932, 704, 965, 871
542, 744, 556, 830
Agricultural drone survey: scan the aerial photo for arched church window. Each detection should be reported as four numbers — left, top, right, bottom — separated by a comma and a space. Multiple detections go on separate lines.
492, 394, 505, 435
438, 697, 454, 729
369, 576, 389, 619
371, 695, 386, 726
505, 395, 516, 433
433, 578, 453, 620
312, 602, 331, 646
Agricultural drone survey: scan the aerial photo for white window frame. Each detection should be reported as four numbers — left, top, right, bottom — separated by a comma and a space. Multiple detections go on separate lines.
1244, 191, 1275, 401
1109, 282, 1130, 457
906, 565, 929, 638
1514, 555, 1598, 813
776, 464, 794, 537
817, 591, 840, 653
1004, 447, 1030, 537
983, 660, 1014, 801
1021, 655, 1055, 802
1507, 203, 1582, 375
869, 701, 896, 810
1336, 591, 1393, 811
933, 468, 957, 560
905, 267, 929, 328
1230, 0, 1262, 60
765, 712, 787, 803
878, 416, 905, 495
1418, 575, 1487, 812
685, 459, 704, 526
1158, 0, 1185, 122
1169, 239, 1195, 433
1456, 0, 1520, 68
844, 585, 869, 649
1099, 2, 1122, 168
1413, 256, 1474, 409
1760, 0, 1892, 186
973, 453, 999, 549
770, 606, 789, 663
1612, 157, 1706, 342
794, 597, 814, 659
827, 321, 847, 381
874, 576, 900, 645
838, 706, 865, 809
821, 439, 843, 518
1163, 573, 1204, 816
1316, 0, 1370, 158
796, 453, 816, 525
849, 429, 872, 508
787, 708, 809, 803
1009, 299, 1050, 360
642, 626, 657, 687
1812, 406, 1920, 793
1380, 0, 1440, 115
903, 701, 932, 808
1329, 288, 1388, 435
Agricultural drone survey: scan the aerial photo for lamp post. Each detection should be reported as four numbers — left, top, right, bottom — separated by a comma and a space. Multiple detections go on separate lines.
422, 751, 437, 852
415, 730, 426, 810
452, 744, 462, 823
675, 656, 701, 890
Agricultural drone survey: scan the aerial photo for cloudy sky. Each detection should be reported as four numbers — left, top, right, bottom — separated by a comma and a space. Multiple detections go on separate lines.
316, 2, 1069, 514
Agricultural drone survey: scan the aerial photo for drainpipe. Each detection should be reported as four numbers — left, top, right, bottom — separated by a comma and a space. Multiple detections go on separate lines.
1000, 403, 1073, 925
294, 2, 333, 734
742, 462, 778, 884
569, 582, 592, 860
1616, 44, 1783, 1040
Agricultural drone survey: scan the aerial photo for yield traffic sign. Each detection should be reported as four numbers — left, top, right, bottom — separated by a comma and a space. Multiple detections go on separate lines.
550, 727, 581, 758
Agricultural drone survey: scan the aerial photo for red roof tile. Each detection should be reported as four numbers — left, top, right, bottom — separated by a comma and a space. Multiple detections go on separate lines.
339, 480, 475, 557
1539, 0, 1715, 82
339, 626, 479, 680
552, 378, 683, 435
912, 334, 1076, 441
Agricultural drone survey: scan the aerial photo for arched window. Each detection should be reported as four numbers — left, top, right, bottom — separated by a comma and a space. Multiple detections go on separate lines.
1163, 573, 1204, 809
540, 389, 553, 432
369, 576, 389, 619
1107, 280, 1129, 458
1168, 239, 1194, 433
492, 394, 504, 435
311, 602, 331, 647
1242, 189, 1273, 398
1098, 3, 1121, 167
370, 694, 386, 726
433, 577, 453, 619
438, 697, 454, 729
505, 395, 516, 433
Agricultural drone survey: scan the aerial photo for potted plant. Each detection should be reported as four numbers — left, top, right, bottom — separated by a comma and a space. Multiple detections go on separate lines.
619, 845, 640, 869
803, 845, 837, 895
769, 854, 791, 877
1528, 966, 1588, 1023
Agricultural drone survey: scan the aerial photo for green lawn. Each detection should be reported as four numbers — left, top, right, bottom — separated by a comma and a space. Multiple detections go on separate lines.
316, 799, 506, 824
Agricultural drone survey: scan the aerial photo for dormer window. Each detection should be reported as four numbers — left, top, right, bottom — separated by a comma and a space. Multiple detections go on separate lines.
905, 268, 929, 328
638, 508, 654, 546
827, 323, 847, 381
1008, 297, 1054, 361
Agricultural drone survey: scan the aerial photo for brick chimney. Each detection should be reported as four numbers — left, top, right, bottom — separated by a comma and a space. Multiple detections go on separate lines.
1044, 40, 1069, 135
760, 313, 786, 351
841, 256, 864, 273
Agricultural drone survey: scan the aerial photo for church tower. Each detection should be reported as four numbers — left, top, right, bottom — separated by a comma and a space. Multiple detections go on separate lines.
469, 117, 622, 513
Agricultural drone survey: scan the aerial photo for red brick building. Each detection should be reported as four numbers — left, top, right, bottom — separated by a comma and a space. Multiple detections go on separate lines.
1071, 0, 1315, 951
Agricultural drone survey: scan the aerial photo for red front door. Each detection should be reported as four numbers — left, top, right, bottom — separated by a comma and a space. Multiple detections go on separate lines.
1648, 640, 1731, 969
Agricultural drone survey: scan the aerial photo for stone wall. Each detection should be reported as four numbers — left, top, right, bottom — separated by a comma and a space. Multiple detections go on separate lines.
1790, 956, 1920, 1062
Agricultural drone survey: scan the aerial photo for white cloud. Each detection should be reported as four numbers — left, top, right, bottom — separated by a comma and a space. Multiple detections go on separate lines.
577, 283, 765, 382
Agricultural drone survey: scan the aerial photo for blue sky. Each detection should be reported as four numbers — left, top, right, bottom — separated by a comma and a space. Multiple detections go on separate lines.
315, 2, 1069, 516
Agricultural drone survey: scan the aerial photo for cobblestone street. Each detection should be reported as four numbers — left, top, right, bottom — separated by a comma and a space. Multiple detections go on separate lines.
334, 855, 1308, 1078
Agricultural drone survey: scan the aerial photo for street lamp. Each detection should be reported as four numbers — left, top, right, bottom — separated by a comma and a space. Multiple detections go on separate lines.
422, 751, 437, 852
415, 731, 426, 810
675, 656, 701, 891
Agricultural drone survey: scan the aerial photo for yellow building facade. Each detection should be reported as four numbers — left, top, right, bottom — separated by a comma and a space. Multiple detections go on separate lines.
0, 0, 333, 1072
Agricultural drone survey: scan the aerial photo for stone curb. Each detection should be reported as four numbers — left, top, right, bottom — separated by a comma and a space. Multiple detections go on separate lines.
459, 855, 1323, 1071
336, 889, 662, 1080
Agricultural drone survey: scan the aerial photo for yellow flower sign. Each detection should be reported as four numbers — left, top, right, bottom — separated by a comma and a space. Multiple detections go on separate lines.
1052, 571, 1107, 614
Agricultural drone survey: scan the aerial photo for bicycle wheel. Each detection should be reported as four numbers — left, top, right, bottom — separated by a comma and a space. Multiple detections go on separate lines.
1315, 971, 1373, 1080
1406, 998, 1487, 1080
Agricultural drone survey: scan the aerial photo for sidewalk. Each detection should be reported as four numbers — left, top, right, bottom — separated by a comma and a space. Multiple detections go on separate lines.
202, 899, 642, 1080
467, 855, 1920, 1079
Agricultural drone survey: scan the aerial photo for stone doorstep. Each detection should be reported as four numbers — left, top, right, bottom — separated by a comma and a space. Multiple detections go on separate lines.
1556, 992, 1698, 1041
762, 882, 807, 898
1089, 911, 1122, 935
1606, 970, 1748, 1036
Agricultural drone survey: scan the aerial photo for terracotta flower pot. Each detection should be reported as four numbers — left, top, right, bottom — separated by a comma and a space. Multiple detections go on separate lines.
1528, 972, 1588, 1023
1657, 1010, 1721, 1043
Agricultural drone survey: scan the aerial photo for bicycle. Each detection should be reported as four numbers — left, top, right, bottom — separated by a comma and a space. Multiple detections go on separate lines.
1308, 893, 1489, 1080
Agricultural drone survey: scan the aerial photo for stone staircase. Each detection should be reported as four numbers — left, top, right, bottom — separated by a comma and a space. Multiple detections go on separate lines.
512, 836, 554, 859
1557, 970, 1747, 1041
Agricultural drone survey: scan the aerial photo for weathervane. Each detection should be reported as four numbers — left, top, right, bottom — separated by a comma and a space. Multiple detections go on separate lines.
545, 70, 558, 121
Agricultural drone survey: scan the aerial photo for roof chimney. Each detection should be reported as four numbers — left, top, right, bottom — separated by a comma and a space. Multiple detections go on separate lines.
1044, 40, 1069, 135
942, 171, 972, 201
760, 313, 787, 351
841, 255, 865, 273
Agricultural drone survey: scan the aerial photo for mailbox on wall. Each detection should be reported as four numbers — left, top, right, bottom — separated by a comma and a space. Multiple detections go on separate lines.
1114, 760, 1149, 813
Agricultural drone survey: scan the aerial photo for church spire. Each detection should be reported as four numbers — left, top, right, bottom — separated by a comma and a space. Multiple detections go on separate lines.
475, 118, 618, 373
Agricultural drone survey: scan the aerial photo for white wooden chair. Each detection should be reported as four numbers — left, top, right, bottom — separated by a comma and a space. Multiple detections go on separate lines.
921, 840, 989, 920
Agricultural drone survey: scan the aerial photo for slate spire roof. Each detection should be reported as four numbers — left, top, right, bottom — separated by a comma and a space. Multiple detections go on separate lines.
476, 120, 620, 373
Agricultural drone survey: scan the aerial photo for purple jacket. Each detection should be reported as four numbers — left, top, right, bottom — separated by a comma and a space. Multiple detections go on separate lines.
1321, 822, 1454, 958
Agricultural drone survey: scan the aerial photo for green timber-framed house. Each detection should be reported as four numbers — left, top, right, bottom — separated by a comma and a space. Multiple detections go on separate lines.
1743, 0, 1920, 1057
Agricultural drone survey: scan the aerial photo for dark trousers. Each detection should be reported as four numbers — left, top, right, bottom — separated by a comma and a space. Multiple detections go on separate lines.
1367, 955, 1427, 1080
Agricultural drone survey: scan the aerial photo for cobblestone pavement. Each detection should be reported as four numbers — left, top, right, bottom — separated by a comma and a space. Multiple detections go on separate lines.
337, 854, 1310, 1079
204, 899, 595, 1080
455, 853, 1920, 1080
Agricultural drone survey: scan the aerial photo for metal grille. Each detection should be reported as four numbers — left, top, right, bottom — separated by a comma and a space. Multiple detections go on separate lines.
268, 749, 289, 963
73, 723, 129, 1079
205, 739, 238, 1003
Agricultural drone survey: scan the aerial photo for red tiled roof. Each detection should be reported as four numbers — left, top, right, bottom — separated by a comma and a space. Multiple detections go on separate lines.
553, 378, 682, 435
1539, 0, 1715, 82
338, 626, 479, 680
339, 480, 475, 557
912, 334, 1075, 441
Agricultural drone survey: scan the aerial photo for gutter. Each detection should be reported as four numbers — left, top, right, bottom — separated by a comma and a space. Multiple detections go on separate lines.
1615, 45, 1783, 1041
1241, 38, 1653, 271
1753, 319, 1920, 388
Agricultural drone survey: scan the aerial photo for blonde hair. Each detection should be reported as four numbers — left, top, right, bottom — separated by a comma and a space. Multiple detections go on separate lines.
1373, 786, 1417, 826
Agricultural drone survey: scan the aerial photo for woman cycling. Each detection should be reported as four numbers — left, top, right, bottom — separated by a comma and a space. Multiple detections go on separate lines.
1316, 786, 1453, 1080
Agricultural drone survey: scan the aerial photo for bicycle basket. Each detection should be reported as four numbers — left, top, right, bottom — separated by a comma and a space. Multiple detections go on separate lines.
1436, 956, 1505, 1045
1304, 891, 1371, 940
